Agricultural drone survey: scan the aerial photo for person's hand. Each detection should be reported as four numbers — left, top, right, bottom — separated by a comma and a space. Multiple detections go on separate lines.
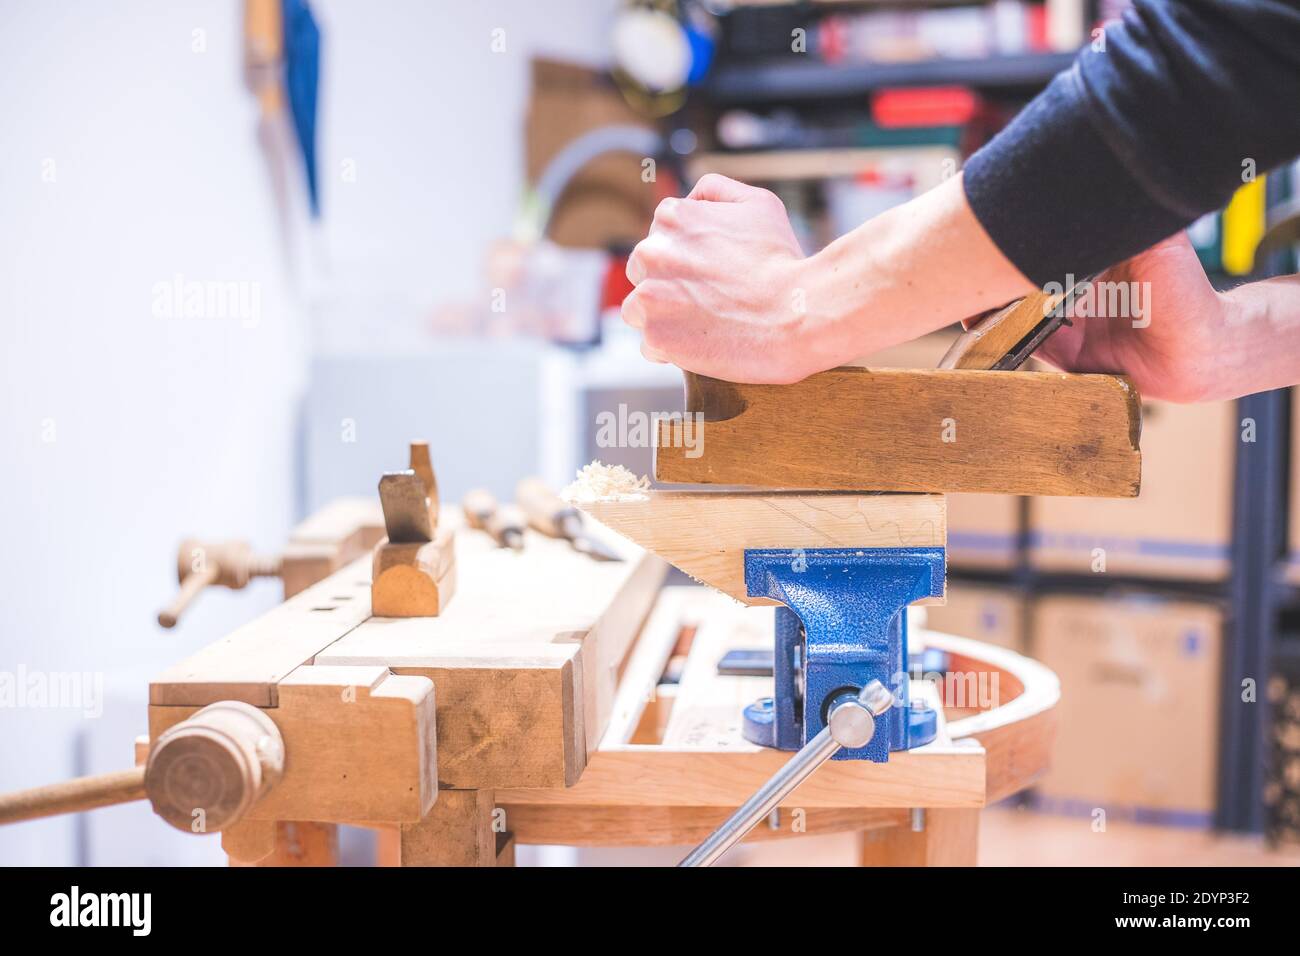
622, 174, 833, 384
1034, 232, 1229, 402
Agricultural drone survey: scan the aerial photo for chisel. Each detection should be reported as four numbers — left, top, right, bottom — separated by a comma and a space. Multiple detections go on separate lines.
461, 488, 524, 550
515, 477, 622, 562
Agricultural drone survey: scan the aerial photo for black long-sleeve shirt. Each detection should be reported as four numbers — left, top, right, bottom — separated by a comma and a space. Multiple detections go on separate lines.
963, 0, 1300, 286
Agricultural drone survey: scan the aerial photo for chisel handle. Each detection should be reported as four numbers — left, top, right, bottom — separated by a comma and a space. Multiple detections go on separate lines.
516, 477, 578, 539
486, 504, 526, 550
461, 488, 498, 530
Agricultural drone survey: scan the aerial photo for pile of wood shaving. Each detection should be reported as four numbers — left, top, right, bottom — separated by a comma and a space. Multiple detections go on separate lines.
561, 461, 650, 503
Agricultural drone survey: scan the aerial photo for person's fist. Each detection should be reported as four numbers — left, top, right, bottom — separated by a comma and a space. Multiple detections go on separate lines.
622, 174, 829, 384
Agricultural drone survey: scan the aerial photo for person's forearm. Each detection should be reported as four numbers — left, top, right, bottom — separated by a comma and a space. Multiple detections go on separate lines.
1206, 275, 1300, 401
800, 172, 1036, 366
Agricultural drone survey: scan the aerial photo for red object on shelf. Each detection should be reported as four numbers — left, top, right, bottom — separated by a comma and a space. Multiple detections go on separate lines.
601, 254, 635, 310
871, 86, 980, 128
1028, 3, 1050, 51
817, 15, 849, 64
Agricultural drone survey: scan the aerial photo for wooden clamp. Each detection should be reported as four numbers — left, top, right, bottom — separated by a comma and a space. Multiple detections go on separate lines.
155, 498, 386, 628
0, 700, 283, 833
157, 540, 282, 628
150, 664, 439, 845
371, 441, 456, 617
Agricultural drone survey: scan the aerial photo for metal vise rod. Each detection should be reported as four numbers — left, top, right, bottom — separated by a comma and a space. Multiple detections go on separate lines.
679, 681, 894, 867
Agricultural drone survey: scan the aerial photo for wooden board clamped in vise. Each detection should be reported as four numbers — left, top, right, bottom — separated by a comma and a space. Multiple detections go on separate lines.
371, 442, 456, 617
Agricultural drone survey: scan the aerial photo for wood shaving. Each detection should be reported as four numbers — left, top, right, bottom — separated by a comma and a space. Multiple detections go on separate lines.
561, 461, 651, 503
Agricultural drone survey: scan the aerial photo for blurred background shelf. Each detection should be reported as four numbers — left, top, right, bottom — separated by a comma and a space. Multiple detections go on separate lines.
687, 145, 956, 186
706, 51, 1077, 103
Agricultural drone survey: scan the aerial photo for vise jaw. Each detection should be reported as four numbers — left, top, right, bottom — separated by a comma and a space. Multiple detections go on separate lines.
741, 547, 946, 762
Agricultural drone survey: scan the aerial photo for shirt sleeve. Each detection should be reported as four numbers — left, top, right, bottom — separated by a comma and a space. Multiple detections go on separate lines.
963, 0, 1300, 287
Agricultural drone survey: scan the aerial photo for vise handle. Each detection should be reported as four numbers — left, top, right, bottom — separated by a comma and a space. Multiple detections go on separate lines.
679, 681, 894, 867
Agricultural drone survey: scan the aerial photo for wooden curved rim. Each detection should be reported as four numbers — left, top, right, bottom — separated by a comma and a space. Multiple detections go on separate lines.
916, 629, 1060, 803
498, 594, 1061, 847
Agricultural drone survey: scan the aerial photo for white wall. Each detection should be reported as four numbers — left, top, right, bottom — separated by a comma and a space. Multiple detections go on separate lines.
0, 1, 304, 864
312, 0, 619, 315
0, 0, 621, 864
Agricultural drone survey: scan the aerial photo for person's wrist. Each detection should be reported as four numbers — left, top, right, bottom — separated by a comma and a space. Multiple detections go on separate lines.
1148, 288, 1235, 403
788, 245, 867, 375
1189, 289, 1249, 402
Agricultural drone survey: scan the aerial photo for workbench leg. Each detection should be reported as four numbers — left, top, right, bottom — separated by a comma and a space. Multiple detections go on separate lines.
228, 821, 340, 867
397, 790, 513, 867
857, 809, 979, 867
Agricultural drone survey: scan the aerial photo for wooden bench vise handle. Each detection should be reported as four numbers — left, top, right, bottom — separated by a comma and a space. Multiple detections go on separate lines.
157, 540, 283, 629
0, 701, 284, 833
156, 561, 221, 628
0, 767, 147, 825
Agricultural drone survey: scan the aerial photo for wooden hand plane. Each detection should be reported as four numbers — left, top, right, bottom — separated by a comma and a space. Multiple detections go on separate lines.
657, 285, 1142, 498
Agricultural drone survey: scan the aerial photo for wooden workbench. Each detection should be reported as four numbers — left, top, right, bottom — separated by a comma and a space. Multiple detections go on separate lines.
142, 500, 1058, 867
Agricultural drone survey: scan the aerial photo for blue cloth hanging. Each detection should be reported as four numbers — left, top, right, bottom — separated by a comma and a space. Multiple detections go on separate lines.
282, 0, 321, 217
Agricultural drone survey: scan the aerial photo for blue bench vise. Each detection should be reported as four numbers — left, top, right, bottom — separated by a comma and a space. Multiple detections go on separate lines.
739, 547, 946, 763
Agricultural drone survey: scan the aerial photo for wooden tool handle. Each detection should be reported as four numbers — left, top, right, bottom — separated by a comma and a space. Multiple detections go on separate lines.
486, 504, 527, 546
939, 288, 1063, 370
0, 767, 147, 826
516, 477, 573, 537
409, 441, 440, 517
461, 488, 498, 530
157, 563, 220, 628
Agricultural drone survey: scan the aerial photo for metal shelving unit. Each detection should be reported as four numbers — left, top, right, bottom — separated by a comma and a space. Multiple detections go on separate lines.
1217, 388, 1288, 831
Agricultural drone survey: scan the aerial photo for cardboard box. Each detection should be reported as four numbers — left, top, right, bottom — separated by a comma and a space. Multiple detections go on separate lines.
922, 582, 1026, 653
1029, 400, 1235, 580
1033, 594, 1223, 825
947, 493, 1021, 569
